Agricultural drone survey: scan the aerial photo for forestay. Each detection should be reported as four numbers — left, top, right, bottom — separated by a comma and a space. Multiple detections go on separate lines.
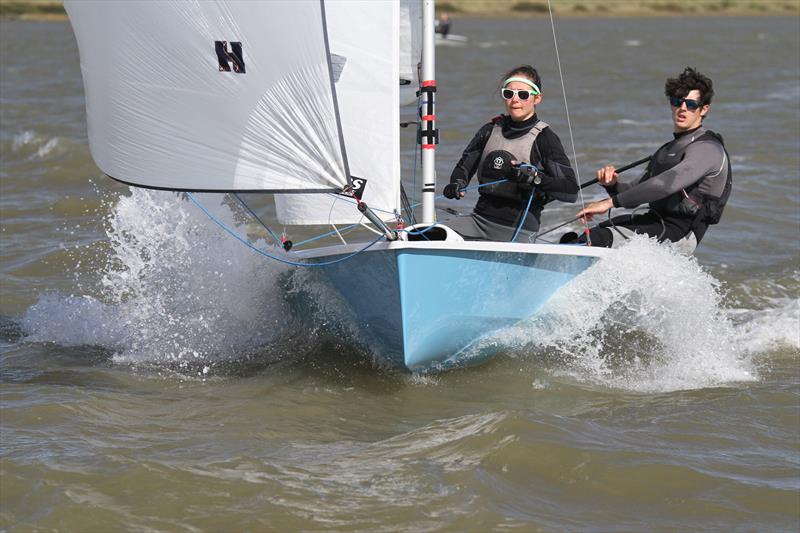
65, 0, 349, 192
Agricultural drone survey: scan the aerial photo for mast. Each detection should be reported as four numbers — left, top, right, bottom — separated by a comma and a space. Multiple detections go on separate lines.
420, 0, 437, 224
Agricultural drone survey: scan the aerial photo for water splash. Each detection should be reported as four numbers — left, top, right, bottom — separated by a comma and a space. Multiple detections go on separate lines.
482, 236, 762, 392
21, 190, 795, 383
24, 189, 295, 369
729, 296, 800, 356
12, 130, 37, 150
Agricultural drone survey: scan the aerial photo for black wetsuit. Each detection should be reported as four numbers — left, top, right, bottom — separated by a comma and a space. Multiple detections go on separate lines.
587, 126, 731, 247
448, 114, 579, 232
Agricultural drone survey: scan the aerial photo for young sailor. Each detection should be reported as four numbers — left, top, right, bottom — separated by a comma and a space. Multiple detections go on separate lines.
435, 13, 451, 38
571, 67, 732, 253
442, 65, 579, 242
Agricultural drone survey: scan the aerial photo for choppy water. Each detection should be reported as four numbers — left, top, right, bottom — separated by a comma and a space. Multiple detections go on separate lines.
2, 16, 799, 532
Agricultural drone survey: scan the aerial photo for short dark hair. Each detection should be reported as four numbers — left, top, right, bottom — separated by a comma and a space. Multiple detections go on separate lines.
665, 67, 714, 106
502, 65, 542, 91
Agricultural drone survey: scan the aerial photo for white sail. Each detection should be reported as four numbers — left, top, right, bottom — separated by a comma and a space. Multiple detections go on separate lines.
275, 0, 408, 225
65, 0, 348, 192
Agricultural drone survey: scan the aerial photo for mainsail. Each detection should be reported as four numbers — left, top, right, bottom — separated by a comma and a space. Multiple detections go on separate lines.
66, 0, 349, 192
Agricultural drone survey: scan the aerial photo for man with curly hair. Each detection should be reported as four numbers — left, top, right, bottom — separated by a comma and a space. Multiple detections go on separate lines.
568, 67, 732, 252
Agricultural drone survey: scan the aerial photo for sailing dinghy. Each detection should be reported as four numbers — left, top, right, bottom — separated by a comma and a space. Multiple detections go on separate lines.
66, 0, 611, 371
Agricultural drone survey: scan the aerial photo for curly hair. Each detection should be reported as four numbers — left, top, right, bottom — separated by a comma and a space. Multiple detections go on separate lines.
501, 65, 542, 91
664, 67, 714, 105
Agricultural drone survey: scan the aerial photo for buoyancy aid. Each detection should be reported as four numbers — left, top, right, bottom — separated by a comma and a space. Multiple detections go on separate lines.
477, 119, 549, 203
645, 129, 732, 240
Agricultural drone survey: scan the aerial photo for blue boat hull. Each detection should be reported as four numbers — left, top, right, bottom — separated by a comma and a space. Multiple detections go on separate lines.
299, 241, 609, 371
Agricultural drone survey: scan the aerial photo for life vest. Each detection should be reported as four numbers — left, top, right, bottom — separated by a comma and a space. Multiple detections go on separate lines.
477, 118, 549, 203
645, 129, 732, 239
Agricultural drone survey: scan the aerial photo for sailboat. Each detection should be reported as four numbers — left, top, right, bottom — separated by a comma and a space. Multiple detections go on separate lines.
65, 0, 611, 372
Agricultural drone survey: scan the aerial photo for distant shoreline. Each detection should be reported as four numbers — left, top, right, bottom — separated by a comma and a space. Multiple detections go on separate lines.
1, 0, 797, 21
436, 0, 798, 18
0, 0, 64, 20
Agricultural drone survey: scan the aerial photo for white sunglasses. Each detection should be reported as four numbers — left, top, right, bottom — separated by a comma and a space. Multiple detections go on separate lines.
500, 88, 539, 101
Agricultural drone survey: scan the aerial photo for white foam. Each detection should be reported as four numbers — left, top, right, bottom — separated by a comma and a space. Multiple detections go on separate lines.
477, 40, 510, 49
12, 130, 37, 150
36, 138, 60, 158
615, 118, 661, 128
24, 189, 292, 366
22, 190, 795, 382
474, 236, 760, 392
766, 84, 800, 102
730, 297, 800, 355
23, 293, 124, 348
10, 130, 61, 159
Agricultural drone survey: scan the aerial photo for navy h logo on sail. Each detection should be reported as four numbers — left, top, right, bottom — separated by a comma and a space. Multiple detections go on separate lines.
215, 41, 245, 73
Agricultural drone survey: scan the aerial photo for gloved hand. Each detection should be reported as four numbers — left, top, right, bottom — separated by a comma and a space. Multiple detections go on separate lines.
511, 164, 542, 187
443, 179, 466, 199
481, 151, 543, 188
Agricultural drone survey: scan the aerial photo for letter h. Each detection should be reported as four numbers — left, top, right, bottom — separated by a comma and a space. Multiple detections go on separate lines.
215, 41, 245, 73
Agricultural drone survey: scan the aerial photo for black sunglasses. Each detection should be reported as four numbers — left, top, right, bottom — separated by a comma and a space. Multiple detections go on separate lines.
669, 96, 702, 110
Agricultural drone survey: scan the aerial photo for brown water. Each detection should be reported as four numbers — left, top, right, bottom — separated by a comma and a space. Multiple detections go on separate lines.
2, 16, 799, 532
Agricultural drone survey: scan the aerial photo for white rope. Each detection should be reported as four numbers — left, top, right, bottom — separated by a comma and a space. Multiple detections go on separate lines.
547, 0, 591, 238
331, 223, 347, 245
359, 222, 383, 236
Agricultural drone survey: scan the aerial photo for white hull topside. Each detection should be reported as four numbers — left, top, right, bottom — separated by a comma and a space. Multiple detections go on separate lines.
293, 239, 614, 261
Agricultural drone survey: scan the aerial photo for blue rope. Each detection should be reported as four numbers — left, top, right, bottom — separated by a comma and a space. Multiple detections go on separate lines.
204, 174, 511, 255
405, 179, 510, 211
292, 221, 362, 248
232, 193, 283, 246
186, 193, 385, 268
511, 189, 536, 243
230, 192, 391, 250
466, 179, 510, 192
258, 179, 509, 249
397, 222, 444, 241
